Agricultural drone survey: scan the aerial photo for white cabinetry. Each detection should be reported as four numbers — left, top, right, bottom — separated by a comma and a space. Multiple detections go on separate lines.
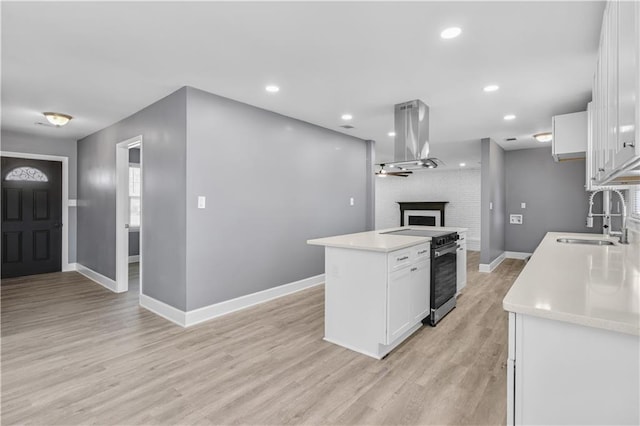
552, 111, 588, 161
387, 257, 429, 343
589, 0, 640, 185
507, 313, 639, 425
456, 232, 467, 293
323, 242, 430, 359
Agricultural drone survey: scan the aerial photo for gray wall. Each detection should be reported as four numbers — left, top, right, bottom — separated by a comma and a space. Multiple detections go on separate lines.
184, 87, 372, 310
505, 147, 600, 253
129, 231, 140, 257
77, 88, 187, 309
1, 129, 78, 262
480, 138, 505, 265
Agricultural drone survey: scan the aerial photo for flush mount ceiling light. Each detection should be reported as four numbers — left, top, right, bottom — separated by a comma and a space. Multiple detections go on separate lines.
459, 162, 466, 167
265, 85, 280, 93
43, 112, 72, 127
504, 114, 516, 121
440, 27, 462, 39
483, 84, 499, 92
341, 114, 353, 121
534, 132, 553, 143
388, 131, 396, 137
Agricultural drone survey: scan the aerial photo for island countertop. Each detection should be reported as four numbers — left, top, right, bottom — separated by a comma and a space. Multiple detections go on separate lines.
503, 232, 640, 336
307, 226, 468, 253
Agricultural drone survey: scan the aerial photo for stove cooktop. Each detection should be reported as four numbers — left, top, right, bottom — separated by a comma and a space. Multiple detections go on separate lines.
382, 228, 459, 248
381, 229, 451, 238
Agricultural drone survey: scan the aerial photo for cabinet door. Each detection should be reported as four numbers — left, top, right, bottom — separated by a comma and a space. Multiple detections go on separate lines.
614, 0, 639, 168
410, 259, 430, 323
605, 0, 618, 175
456, 241, 467, 293
387, 267, 413, 344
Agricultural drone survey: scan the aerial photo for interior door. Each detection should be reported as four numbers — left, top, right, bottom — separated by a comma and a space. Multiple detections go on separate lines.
1, 157, 62, 278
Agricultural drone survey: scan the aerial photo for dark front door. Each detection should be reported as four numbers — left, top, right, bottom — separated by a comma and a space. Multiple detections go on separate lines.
1, 157, 62, 278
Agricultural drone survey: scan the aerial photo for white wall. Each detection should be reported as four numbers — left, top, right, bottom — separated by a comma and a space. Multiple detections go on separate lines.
375, 168, 481, 250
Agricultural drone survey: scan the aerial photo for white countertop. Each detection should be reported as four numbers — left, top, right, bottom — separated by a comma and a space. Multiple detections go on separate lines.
503, 232, 640, 336
307, 226, 468, 253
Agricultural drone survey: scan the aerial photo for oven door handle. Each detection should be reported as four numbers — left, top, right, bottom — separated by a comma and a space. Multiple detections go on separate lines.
434, 244, 458, 258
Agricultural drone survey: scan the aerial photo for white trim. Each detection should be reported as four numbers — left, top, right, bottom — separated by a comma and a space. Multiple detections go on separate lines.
139, 294, 186, 327
505, 251, 533, 260
115, 135, 143, 294
479, 252, 506, 273
64, 262, 77, 271
128, 255, 140, 263
139, 274, 325, 327
68, 199, 77, 207
185, 273, 325, 327
76, 263, 120, 293
1, 151, 71, 272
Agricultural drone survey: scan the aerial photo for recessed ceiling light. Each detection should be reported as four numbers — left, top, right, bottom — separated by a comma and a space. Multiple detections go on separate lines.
459, 163, 466, 167
504, 114, 516, 121
265, 85, 280, 93
483, 85, 499, 92
440, 27, 462, 39
43, 112, 72, 127
388, 131, 396, 137
534, 132, 553, 143
341, 114, 353, 121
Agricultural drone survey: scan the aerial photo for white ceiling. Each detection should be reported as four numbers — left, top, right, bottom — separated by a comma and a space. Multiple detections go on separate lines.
1, 1, 605, 169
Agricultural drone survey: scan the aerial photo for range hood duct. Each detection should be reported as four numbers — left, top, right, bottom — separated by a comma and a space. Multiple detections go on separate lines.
378, 100, 442, 176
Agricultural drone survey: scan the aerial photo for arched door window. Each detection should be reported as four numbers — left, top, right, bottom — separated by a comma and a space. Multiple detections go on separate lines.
5, 166, 49, 182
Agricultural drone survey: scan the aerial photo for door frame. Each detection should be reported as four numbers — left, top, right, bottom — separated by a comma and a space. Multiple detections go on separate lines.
115, 135, 143, 293
0, 151, 71, 272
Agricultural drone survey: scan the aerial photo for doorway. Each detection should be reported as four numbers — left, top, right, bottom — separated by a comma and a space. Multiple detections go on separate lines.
1, 156, 64, 278
115, 136, 142, 293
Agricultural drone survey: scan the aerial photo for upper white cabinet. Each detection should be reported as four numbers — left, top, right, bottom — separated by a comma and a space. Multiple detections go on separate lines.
552, 111, 588, 161
589, 0, 640, 186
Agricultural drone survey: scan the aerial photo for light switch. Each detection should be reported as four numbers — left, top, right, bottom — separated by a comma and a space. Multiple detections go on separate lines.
350, 197, 355, 206
197, 196, 206, 209
489, 202, 493, 210
521, 202, 526, 209
510, 214, 523, 225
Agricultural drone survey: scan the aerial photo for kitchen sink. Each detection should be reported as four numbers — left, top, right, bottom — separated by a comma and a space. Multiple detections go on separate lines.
556, 238, 615, 246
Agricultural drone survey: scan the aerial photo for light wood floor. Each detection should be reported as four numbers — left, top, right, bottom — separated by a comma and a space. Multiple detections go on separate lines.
1, 253, 525, 425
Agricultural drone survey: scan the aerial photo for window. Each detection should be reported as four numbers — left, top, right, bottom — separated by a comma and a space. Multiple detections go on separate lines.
631, 186, 640, 220
129, 164, 141, 228
5, 166, 48, 182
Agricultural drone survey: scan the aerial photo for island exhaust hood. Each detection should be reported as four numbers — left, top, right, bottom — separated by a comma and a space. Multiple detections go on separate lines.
377, 99, 442, 177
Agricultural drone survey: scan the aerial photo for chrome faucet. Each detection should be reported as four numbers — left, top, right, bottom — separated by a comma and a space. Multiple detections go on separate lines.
586, 188, 629, 244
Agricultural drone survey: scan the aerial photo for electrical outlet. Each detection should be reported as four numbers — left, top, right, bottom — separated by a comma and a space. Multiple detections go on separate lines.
510, 214, 523, 225
521, 202, 526, 209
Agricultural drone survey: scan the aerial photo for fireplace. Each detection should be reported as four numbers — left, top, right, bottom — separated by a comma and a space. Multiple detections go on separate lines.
397, 202, 448, 227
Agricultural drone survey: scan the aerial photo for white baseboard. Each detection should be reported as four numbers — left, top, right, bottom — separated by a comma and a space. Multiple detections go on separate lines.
479, 252, 506, 273
63, 262, 77, 272
505, 251, 532, 260
76, 263, 121, 293
139, 294, 186, 327
128, 255, 140, 263
466, 239, 481, 251
185, 274, 325, 327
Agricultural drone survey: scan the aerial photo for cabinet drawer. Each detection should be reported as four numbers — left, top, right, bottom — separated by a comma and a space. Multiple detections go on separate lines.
388, 249, 412, 272
412, 243, 431, 261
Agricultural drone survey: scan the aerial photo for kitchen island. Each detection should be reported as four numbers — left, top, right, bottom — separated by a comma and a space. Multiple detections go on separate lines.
503, 231, 640, 425
308, 226, 467, 359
